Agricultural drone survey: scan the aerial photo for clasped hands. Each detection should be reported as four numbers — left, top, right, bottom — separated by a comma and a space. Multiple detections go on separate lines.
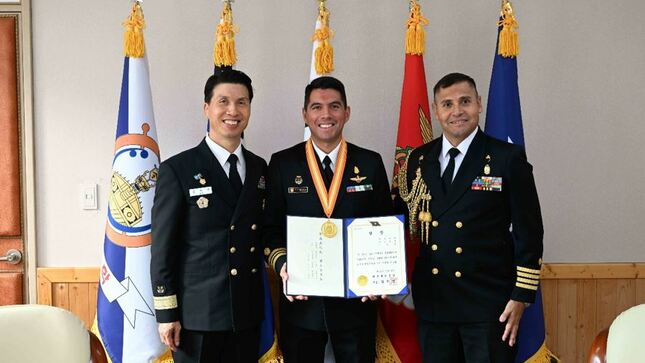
280, 264, 386, 303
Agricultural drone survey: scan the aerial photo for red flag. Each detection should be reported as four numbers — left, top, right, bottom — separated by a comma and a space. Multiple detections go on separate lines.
377, 2, 431, 362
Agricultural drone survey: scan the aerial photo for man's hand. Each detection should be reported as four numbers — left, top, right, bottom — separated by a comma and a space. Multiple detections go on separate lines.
158, 321, 181, 352
360, 294, 388, 302
280, 263, 308, 302
499, 299, 526, 347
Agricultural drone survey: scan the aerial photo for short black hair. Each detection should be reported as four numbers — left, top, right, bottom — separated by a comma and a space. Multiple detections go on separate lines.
304, 76, 347, 109
433, 73, 478, 98
204, 69, 254, 103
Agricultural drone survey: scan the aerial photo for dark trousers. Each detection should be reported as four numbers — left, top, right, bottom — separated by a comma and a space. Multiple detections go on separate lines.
172, 326, 260, 363
418, 320, 516, 363
280, 320, 376, 363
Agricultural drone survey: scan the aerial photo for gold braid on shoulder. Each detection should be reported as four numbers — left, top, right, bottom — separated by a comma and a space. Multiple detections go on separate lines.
397, 152, 432, 244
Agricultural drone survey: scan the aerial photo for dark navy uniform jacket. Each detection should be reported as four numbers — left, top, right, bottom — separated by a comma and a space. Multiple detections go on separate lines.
263, 141, 392, 332
151, 139, 267, 331
402, 129, 543, 323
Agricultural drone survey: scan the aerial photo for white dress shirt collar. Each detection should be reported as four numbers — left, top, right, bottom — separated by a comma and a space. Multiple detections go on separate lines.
439, 127, 479, 179
311, 140, 341, 170
441, 126, 479, 159
204, 135, 246, 181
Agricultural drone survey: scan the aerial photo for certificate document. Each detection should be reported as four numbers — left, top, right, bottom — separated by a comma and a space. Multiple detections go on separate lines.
286, 215, 407, 298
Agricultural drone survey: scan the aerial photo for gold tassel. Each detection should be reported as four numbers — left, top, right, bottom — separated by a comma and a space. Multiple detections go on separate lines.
405, 0, 429, 55
123, 2, 145, 58
214, 1, 238, 67
524, 342, 561, 363
498, 0, 520, 58
312, 1, 334, 75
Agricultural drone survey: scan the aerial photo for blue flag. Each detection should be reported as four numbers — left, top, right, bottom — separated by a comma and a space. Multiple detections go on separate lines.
95, 3, 169, 362
485, 17, 559, 363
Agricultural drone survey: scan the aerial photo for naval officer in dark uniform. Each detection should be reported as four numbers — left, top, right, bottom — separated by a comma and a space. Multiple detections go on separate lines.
150, 70, 267, 363
398, 73, 543, 362
263, 76, 392, 363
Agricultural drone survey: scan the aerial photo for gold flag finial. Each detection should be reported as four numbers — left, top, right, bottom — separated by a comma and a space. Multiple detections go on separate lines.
498, 0, 519, 58
123, 1, 146, 58
312, 0, 334, 75
214, 0, 238, 67
405, 0, 429, 55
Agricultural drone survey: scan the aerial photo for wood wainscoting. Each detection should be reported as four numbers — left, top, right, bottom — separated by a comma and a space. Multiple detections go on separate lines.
541, 263, 645, 362
37, 268, 98, 328
37, 264, 645, 362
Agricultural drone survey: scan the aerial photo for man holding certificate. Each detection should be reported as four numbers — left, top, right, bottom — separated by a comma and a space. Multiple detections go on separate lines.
263, 76, 393, 363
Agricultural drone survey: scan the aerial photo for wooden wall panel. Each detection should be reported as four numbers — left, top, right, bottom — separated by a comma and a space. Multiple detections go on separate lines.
575, 280, 596, 363
37, 264, 645, 362
37, 268, 98, 328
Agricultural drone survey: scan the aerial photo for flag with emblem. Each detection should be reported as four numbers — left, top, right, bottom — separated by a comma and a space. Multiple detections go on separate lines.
304, 0, 335, 140
211, 2, 283, 361
376, 1, 429, 362
93, 2, 170, 362
484, 2, 559, 362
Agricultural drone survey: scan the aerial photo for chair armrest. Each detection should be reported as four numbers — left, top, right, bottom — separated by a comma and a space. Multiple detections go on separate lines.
587, 327, 608, 363
89, 330, 108, 363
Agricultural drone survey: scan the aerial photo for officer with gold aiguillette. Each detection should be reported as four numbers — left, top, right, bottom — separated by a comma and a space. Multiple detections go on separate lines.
397, 73, 544, 362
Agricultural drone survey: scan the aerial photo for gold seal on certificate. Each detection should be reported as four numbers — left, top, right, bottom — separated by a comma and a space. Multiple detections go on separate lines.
321, 220, 337, 238
357, 275, 368, 286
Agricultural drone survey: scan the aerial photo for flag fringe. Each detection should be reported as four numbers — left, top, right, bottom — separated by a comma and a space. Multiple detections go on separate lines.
498, 0, 519, 58
123, 2, 145, 58
214, 1, 237, 67
259, 333, 284, 363
375, 315, 403, 363
524, 341, 561, 363
405, 0, 429, 55
312, 1, 334, 75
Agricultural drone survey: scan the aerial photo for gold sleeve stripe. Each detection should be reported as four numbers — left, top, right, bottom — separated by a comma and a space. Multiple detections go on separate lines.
517, 271, 540, 279
517, 277, 540, 285
153, 295, 178, 310
268, 248, 286, 270
516, 282, 539, 291
517, 266, 541, 274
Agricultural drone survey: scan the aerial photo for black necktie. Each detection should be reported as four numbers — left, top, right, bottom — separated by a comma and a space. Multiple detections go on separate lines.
227, 154, 242, 198
442, 148, 460, 193
322, 156, 334, 189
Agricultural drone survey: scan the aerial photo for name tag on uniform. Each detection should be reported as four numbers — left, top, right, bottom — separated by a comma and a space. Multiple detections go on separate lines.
189, 186, 213, 197
346, 184, 373, 193
288, 187, 309, 194
471, 176, 502, 192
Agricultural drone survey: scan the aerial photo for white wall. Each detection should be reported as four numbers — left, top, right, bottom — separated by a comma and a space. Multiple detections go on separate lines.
32, 0, 645, 266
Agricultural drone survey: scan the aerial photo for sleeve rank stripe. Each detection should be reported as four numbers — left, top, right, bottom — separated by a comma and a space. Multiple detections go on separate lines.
516, 282, 539, 291
268, 248, 286, 269
517, 271, 540, 279
517, 277, 540, 285
153, 295, 178, 310
517, 266, 541, 274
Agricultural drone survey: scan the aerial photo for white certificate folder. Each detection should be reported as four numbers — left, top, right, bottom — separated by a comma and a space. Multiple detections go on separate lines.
286, 215, 408, 298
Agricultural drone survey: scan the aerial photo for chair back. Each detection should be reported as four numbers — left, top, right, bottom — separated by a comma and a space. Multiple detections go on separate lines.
0, 304, 93, 363
606, 303, 645, 362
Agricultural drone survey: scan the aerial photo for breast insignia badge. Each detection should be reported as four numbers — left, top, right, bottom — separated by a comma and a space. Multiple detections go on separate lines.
350, 166, 367, 183
196, 196, 209, 209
